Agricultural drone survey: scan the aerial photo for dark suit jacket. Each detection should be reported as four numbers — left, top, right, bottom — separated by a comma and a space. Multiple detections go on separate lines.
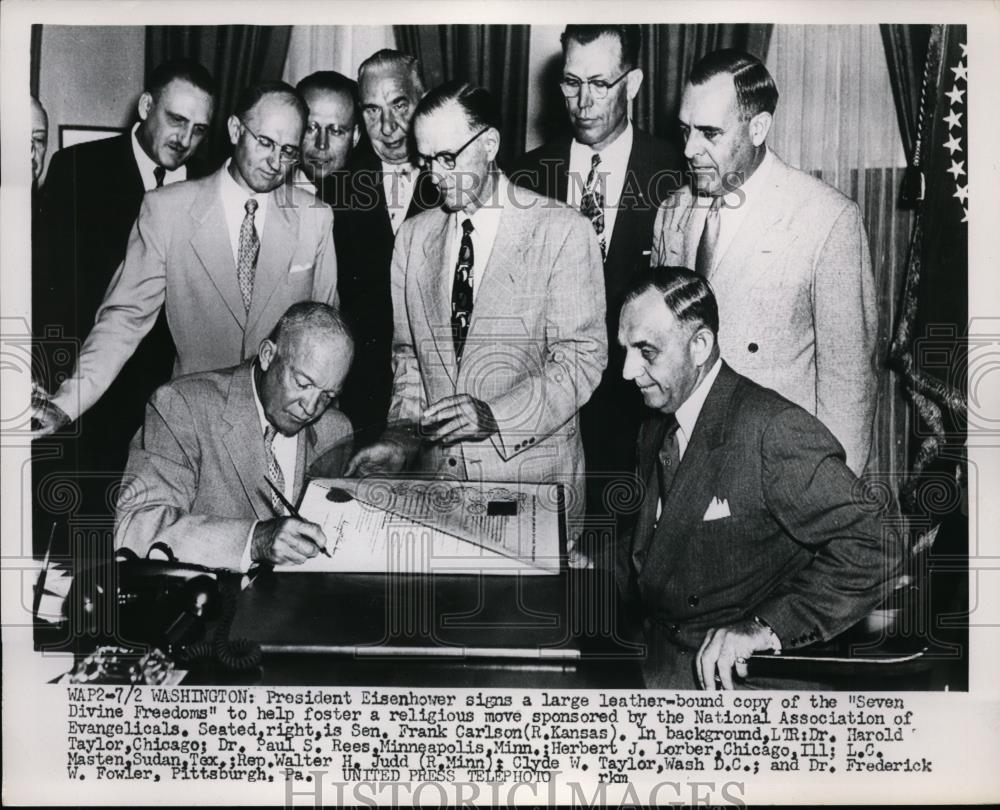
510, 129, 682, 510
38, 132, 209, 475
618, 363, 901, 689
334, 143, 440, 438
116, 360, 353, 570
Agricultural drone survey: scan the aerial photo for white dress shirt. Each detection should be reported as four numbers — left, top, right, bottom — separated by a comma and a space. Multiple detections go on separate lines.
567, 121, 634, 243
707, 147, 776, 274
130, 122, 186, 191
240, 366, 299, 571
219, 159, 271, 267
382, 160, 418, 234
446, 173, 506, 302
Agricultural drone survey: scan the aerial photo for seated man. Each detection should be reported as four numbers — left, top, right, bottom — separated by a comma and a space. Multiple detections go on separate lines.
116, 302, 354, 570
615, 266, 901, 690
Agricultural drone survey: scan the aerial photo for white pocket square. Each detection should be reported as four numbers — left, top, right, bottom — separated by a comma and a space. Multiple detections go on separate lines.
289, 262, 313, 274
702, 497, 731, 521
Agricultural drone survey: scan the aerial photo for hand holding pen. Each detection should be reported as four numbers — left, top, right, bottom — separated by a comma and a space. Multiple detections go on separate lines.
249, 479, 331, 565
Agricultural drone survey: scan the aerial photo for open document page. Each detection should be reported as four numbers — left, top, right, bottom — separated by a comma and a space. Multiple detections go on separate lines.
275, 478, 563, 575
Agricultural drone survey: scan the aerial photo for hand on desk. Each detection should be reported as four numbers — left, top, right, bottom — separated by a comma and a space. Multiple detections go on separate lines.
30, 384, 71, 438
252, 517, 328, 565
696, 618, 782, 691
421, 395, 497, 445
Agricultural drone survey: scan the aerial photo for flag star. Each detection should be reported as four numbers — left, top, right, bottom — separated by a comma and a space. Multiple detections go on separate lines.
951, 62, 968, 82
945, 85, 965, 106
944, 108, 963, 130
953, 184, 968, 204
943, 134, 962, 154
960, 43, 968, 58
961, 207, 968, 224
946, 159, 966, 179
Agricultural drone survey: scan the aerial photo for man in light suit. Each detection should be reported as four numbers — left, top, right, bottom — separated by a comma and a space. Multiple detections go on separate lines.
347, 81, 607, 551
116, 303, 354, 570
651, 49, 878, 474
511, 26, 682, 520
616, 266, 899, 690
33, 80, 338, 437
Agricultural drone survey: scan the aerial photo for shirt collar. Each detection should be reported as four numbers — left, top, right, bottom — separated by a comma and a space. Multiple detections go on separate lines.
674, 357, 723, 444
131, 121, 186, 190
456, 172, 506, 231
722, 146, 774, 209
250, 362, 271, 437
570, 120, 633, 164
381, 159, 416, 176
220, 158, 271, 219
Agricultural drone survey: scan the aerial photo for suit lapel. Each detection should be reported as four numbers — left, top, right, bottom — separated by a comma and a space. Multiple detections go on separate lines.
221, 362, 272, 520
246, 192, 296, 333
417, 213, 459, 381
189, 171, 246, 329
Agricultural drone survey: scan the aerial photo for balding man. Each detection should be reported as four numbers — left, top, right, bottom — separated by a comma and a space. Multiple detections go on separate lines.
116, 302, 354, 570
31, 96, 48, 184
34, 80, 338, 439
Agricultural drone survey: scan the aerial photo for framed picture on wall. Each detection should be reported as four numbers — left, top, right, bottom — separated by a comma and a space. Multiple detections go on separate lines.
58, 124, 122, 149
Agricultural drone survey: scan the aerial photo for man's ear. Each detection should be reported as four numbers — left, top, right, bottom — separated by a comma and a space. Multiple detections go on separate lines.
227, 114, 242, 147
258, 339, 276, 371
748, 111, 773, 147
483, 127, 501, 164
137, 91, 154, 122
689, 326, 716, 368
625, 68, 644, 102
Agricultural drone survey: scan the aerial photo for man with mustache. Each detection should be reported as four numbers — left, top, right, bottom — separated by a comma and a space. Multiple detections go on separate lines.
33, 81, 338, 444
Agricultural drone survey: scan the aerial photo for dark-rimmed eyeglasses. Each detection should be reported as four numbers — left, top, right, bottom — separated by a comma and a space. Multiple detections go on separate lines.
417, 127, 490, 171
559, 71, 631, 100
239, 118, 301, 163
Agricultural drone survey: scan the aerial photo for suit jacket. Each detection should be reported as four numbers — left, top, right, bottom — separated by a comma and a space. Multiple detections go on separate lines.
334, 143, 441, 437
652, 151, 879, 474
388, 179, 608, 529
37, 133, 206, 472
618, 363, 900, 689
511, 128, 683, 504
116, 361, 353, 570
52, 166, 338, 421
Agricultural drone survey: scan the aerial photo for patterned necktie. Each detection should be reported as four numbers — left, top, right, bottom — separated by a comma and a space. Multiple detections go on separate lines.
695, 196, 723, 277
451, 218, 475, 362
237, 198, 260, 313
153, 166, 166, 188
580, 153, 607, 261
264, 425, 285, 514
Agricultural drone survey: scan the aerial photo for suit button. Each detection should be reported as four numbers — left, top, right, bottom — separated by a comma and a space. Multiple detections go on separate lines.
669, 623, 680, 634
448, 458, 457, 467
687, 594, 699, 607
748, 342, 759, 353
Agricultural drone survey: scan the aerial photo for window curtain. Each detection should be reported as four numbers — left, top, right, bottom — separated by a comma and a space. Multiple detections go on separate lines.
282, 25, 395, 86
634, 24, 773, 142
393, 25, 530, 168
766, 25, 911, 487
145, 26, 292, 168
30, 24, 42, 97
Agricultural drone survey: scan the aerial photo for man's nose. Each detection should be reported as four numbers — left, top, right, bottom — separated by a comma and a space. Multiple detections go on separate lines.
622, 351, 639, 381
299, 388, 324, 419
313, 127, 329, 151
683, 131, 701, 161
380, 110, 397, 137
176, 126, 193, 150
577, 83, 595, 111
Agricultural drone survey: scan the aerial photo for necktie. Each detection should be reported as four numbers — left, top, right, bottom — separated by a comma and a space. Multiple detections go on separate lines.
451, 218, 475, 362
237, 198, 260, 313
153, 166, 166, 188
695, 196, 723, 277
580, 153, 607, 261
632, 417, 680, 574
264, 425, 285, 514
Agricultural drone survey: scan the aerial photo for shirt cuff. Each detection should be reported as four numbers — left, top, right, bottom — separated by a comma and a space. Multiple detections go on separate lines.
240, 521, 259, 573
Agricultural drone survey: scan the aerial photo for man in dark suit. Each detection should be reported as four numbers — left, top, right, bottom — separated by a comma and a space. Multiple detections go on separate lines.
36, 59, 216, 506
615, 266, 900, 690
510, 25, 682, 529
117, 302, 354, 570
335, 50, 440, 440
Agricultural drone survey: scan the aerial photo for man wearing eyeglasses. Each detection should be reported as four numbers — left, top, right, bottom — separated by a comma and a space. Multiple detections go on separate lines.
346, 81, 607, 565
511, 26, 681, 535
33, 80, 338, 440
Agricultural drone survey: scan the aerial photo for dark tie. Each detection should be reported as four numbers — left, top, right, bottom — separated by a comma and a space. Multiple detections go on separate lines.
451, 218, 474, 362
153, 166, 166, 188
237, 198, 260, 313
632, 417, 680, 574
580, 153, 607, 260
695, 196, 723, 276
264, 425, 285, 514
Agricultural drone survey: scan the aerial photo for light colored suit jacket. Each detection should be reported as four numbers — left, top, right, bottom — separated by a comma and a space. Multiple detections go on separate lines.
388, 179, 607, 528
651, 151, 878, 474
53, 168, 338, 420
618, 363, 899, 689
115, 361, 353, 570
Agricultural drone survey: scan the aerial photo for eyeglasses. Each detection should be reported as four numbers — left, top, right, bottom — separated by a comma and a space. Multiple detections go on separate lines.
559, 71, 631, 100
417, 127, 490, 171
239, 118, 301, 163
